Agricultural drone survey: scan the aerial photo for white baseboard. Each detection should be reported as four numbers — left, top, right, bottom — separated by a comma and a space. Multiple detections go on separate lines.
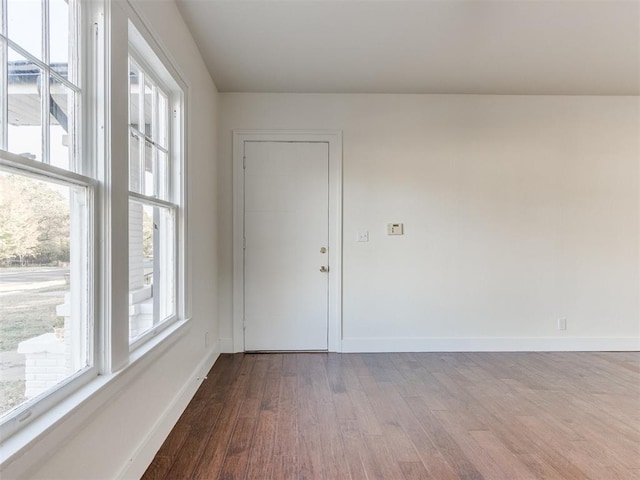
118, 341, 220, 480
341, 336, 640, 353
219, 337, 234, 353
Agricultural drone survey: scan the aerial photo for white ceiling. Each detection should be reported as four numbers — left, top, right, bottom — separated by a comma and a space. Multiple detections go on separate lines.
176, 0, 640, 95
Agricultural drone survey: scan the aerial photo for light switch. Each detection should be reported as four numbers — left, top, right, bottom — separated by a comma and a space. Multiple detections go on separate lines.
387, 223, 404, 235
357, 231, 369, 242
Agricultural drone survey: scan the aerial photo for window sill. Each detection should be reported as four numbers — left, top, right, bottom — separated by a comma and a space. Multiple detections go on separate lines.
129, 313, 179, 353
0, 317, 192, 476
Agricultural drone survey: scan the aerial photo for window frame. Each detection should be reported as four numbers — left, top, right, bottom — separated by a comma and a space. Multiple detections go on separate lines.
0, 0, 101, 442
126, 26, 185, 351
0, 152, 98, 442
127, 53, 171, 199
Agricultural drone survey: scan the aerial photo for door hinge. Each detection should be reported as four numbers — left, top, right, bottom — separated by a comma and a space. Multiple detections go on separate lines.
243, 156, 246, 169
243, 237, 246, 250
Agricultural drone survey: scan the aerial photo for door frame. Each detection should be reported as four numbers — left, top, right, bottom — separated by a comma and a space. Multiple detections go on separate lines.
232, 130, 343, 353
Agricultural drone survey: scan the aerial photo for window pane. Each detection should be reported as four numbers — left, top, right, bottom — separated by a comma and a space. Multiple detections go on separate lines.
7, 0, 42, 61
144, 139, 154, 197
129, 130, 142, 192
128, 200, 175, 343
156, 205, 175, 322
49, 76, 73, 170
144, 78, 153, 138
157, 92, 168, 149
0, 171, 91, 419
7, 49, 43, 162
158, 150, 169, 201
129, 60, 141, 129
49, 0, 70, 76
128, 57, 172, 200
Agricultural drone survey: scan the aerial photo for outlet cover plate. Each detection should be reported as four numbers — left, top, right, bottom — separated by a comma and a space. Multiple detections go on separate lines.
357, 231, 369, 242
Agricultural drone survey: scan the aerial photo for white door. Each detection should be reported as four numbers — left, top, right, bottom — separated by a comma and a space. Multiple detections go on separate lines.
243, 141, 329, 351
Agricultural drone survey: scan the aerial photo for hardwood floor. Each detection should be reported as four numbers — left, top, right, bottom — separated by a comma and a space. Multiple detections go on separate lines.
142, 352, 640, 479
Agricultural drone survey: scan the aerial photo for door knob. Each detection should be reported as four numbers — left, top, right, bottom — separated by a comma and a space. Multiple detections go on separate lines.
320, 266, 329, 273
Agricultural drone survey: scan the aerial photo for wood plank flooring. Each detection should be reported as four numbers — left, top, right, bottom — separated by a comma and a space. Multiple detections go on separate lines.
142, 352, 640, 479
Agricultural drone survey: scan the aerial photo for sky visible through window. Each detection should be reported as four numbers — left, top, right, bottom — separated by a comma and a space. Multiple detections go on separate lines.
7, 0, 69, 63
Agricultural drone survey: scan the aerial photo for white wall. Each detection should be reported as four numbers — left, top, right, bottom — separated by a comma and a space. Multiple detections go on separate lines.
218, 94, 640, 352
4, 1, 220, 478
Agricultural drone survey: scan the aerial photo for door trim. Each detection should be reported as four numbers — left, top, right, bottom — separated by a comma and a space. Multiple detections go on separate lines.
232, 130, 343, 353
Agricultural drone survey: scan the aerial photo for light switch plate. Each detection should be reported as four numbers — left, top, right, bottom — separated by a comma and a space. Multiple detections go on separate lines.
387, 223, 404, 235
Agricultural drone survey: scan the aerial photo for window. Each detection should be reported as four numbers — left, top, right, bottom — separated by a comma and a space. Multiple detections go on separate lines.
127, 48, 180, 346
0, 0, 186, 451
2, 0, 79, 170
0, 0, 95, 437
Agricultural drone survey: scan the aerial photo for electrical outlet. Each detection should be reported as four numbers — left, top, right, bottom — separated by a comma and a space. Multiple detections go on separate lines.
357, 231, 369, 242
557, 318, 567, 331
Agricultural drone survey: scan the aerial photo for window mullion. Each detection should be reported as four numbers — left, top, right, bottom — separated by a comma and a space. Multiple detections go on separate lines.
42, 0, 50, 165
153, 84, 159, 198
70, 0, 78, 86
169, 99, 175, 204
1, 0, 6, 35
0, 39, 6, 151
152, 205, 159, 325
42, 0, 48, 61
1, 0, 6, 150
138, 68, 145, 195
42, 69, 50, 165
